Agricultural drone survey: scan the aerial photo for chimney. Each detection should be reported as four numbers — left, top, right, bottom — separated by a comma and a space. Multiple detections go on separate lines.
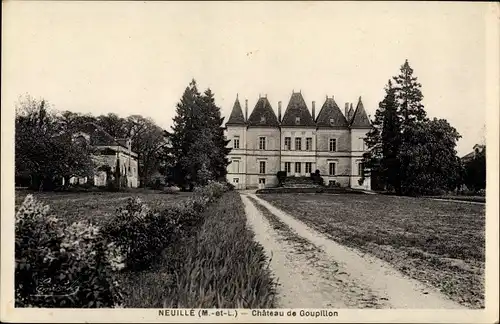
312, 101, 316, 120
245, 99, 248, 121
345, 103, 349, 117
278, 101, 282, 122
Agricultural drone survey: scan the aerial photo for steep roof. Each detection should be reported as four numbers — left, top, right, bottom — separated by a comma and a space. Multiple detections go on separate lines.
226, 96, 246, 126
347, 104, 354, 123
280, 92, 315, 127
350, 97, 371, 128
247, 97, 280, 127
315, 97, 349, 128
76, 122, 130, 149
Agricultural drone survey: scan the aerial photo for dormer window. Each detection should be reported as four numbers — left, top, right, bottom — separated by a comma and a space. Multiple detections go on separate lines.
260, 116, 266, 123
295, 117, 300, 125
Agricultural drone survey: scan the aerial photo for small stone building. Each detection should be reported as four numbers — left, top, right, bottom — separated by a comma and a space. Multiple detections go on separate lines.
225, 91, 372, 190
68, 123, 139, 188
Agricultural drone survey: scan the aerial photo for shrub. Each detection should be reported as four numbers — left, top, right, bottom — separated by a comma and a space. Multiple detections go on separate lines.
311, 170, 324, 186
15, 195, 124, 308
276, 171, 287, 187
102, 181, 228, 271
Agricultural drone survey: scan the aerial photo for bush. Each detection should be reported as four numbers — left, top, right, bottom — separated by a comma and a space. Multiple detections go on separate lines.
102, 181, 228, 271
311, 170, 324, 186
163, 192, 277, 308
15, 195, 124, 308
276, 171, 287, 187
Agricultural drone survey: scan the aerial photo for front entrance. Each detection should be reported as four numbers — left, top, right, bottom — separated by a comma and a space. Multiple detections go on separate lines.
258, 178, 266, 189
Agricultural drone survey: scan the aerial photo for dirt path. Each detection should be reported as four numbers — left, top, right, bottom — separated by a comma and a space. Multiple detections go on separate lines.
241, 192, 465, 309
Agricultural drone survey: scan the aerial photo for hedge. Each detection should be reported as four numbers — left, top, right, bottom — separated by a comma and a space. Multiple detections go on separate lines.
15, 181, 229, 308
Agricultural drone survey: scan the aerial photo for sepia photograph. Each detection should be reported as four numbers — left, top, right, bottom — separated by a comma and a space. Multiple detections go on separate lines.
1, 1, 498, 323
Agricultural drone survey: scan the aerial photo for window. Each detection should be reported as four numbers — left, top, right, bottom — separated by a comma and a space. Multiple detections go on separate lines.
233, 178, 239, 183
295, 117, 301, 124
329, 162, 336, 175
259, 161, 266, 174
358, 162, 364, 176
259, 137, 266, 150
259, 178, 266, 184
260, 116, 266, 123
284, 137, 291, 150
233, 160, 240, 173
233, 137, 240, 149
329, 138, 337, 152
295, 162, 301, 174
306, 137, 312, 151
329, 118, 335, 126
295, 138, 302, 150
285, 162, 291, 173
305, 162, 312, 174
359, 138, 366, 151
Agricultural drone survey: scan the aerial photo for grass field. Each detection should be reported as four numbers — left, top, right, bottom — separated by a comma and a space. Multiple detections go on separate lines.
259, 193, 485, 309
15, 189, 193, 225
15, 189, 276, 308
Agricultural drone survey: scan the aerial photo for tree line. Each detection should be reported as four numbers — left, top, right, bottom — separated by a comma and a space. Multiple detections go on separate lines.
361, 60, 486, 196
15, 95, 166, 190
15, 79, 231, 192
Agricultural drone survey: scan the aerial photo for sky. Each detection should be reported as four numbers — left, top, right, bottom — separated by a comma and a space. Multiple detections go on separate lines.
2, 1, 489, 156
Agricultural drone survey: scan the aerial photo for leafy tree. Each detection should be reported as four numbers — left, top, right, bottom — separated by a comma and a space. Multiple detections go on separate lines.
96, 113, 127, 138
122, 115, 166, 187
15, 95, 93, 190
398, 118, 462, 195
362, 60, 462, 196
463, 147, 486, 192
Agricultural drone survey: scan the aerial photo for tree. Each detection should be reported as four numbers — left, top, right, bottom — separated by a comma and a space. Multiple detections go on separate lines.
398, 118, 462, 195
15, 95, 94, 190
463, 147, 486, 192
362, 60, 462, 196
393, 59, 427, 128
163, 80, 231, 189
362, 80, 401, 192
122, 115, 166, 187
199, 88, 231, 181
96, 113, 127, 138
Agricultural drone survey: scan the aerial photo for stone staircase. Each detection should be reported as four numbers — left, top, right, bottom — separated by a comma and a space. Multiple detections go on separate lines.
282, 176, 321, 188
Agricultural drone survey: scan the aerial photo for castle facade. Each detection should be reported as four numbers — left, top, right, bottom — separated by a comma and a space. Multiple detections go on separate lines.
225, 91, 372, 190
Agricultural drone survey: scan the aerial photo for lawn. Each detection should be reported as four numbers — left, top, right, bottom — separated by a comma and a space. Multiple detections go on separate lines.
15, 188, 276, 308
15, 189, 193, 225
258, 193, 485, 309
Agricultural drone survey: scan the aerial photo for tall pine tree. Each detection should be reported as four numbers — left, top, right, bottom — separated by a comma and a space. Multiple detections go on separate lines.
163, 80, 231, 189
362, 80, 401, 192
393, 59, 427, 128
364, 60, 462, 195
200, 88, 231, 181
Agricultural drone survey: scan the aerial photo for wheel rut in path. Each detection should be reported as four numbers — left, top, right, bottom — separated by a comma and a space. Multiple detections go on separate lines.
242, 193, 465, 309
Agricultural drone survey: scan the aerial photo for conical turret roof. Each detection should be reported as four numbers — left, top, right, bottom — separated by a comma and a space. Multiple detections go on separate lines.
350, 97, 371, 128
226, 96, 246, 126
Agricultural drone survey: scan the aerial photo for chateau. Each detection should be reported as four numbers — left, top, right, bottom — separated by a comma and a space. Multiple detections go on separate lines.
225, 91, 372, 190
